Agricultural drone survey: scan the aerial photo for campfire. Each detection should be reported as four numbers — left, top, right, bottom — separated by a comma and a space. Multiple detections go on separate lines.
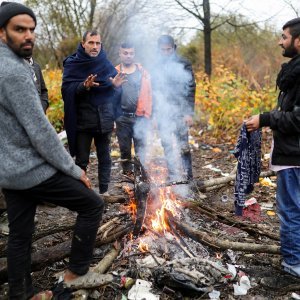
0, 144, 282, 298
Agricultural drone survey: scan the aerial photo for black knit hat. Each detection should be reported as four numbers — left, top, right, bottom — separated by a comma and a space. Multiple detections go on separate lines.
0, 1, 36, 28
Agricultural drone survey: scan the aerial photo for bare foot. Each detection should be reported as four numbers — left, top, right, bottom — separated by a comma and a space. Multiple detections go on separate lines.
30, 290, 53, 300
63, 269, 80, 282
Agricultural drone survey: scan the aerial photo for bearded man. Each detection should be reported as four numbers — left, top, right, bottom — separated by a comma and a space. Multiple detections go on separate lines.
246, 18, 300, 286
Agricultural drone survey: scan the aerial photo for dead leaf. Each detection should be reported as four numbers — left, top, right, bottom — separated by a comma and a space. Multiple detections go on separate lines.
212, 147, 222, 153
267, 211, 276, 216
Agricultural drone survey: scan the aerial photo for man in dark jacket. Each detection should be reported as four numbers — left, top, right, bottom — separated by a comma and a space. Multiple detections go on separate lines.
152, 35, 196, 181
246, 18, 300, 283
62, 30, 125, 194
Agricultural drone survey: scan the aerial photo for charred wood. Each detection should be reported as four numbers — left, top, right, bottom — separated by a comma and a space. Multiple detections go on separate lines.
166, 211, 280, 254
102, 194, 128, 203
132, 182, 150, 237
181, 201, 279, 241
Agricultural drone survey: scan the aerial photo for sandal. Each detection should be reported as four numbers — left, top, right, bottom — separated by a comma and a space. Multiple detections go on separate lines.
30, 290, 53, 300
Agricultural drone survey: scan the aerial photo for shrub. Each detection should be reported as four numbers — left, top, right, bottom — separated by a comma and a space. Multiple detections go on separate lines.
43, 69, 64, 132
195, 66, 277, 142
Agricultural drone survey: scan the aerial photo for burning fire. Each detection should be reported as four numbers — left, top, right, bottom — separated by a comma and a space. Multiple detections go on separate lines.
123, 158, 184, 253
150, 187, 180, 233
123, 185, 137, 220
138, 239, 149, 252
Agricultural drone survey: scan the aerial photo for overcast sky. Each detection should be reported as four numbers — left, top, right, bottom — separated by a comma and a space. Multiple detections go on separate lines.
211, 0, 299, 29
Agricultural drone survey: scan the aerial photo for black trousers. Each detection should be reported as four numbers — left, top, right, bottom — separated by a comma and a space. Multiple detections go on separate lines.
75, 131, 112, 193
116, 116, 149, 173
3, 172, 104, 300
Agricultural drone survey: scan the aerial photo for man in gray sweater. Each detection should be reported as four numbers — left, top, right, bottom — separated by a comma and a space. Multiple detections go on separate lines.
0, 2, 103, 299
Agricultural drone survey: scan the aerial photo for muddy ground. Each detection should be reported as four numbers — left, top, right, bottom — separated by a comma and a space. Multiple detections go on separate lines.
0, 125, 298, 299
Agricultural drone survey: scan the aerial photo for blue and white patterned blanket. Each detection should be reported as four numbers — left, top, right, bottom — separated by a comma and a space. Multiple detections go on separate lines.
233, 124, 262, 215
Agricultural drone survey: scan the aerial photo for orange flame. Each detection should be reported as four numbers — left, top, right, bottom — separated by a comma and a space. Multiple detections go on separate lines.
149, 185, 181, 233
138, 239, 149, 252
125, 159, 183, 247
123, 185, 137, 221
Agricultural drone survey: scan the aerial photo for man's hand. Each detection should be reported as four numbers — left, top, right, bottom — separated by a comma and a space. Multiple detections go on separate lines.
183, 115, 193, 127
84, 74, 99, 90
80, 171, 92, 189
110, 72, 127, 88
245, 115, 260, 132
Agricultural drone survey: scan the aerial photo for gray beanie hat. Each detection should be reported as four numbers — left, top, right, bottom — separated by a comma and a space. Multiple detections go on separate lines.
0, 1, 36, 28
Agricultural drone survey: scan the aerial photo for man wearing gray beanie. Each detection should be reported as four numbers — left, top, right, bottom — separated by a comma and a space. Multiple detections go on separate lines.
0, 2, 104, 299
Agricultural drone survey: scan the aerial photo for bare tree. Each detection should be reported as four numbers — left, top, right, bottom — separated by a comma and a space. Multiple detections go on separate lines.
172, 0, 240, 76
25, 0, 95, 66
283, 0, 300, 17
171, 0, 279, 77
25, 0, 162, 67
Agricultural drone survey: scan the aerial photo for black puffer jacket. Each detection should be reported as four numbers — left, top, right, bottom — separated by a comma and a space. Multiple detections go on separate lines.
260, 54, 300, 166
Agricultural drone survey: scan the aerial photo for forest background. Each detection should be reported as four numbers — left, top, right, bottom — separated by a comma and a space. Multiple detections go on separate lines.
21, 0, 300, 142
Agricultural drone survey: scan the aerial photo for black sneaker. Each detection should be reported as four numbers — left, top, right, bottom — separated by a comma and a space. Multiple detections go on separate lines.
261, 274, 300, 291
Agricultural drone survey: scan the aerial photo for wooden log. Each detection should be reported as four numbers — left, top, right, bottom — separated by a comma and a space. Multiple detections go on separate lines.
192, 170, 275, 192
203, 184, 226, 192
165, 211, 280, 254
0, 222, 75, 257
92, 243, 120, 274
132, 182, 150, 237
98, 217, 120, 234
181, 201, 279, 241
0, 223, 133, 283
102, 194, 128, 203
155, 170, 275, 191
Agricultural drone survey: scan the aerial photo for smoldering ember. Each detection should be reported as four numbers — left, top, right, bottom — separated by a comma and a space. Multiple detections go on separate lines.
0, 131, 297, 300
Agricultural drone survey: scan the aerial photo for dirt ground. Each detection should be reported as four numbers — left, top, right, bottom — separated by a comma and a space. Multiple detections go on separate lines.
0, 124, 298, 299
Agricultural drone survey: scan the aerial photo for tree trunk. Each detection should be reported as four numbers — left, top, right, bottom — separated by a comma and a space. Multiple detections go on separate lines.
203, 0, 212, 76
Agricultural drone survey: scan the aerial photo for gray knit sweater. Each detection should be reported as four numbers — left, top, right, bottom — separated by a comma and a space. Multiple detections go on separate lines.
0, 41, 82, 189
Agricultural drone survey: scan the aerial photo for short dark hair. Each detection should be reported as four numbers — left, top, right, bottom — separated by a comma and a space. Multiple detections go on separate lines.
120, 42, 135, 49
82, 30, 99, 42
283, 18, 300, 38
157, 35, 175, 47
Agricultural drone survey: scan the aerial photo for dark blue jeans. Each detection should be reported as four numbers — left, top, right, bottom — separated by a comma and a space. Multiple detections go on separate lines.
277, 168, 300, 265
116, 116, 149, 173
75, 131, 112, 193
3, 172, 104, 299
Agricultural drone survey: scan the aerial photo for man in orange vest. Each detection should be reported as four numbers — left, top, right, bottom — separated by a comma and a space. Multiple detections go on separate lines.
115, 42, 152, 175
